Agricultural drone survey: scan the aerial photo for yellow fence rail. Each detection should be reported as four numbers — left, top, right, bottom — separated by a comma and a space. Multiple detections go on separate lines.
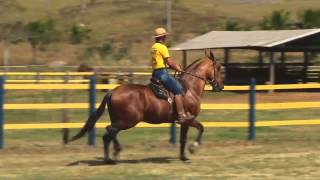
3, 102, 320, 110
0, 72, 94, 76
0, 71, 153, 76
5, 119, 320, 130
3, 83, 320, 91
6, 80, 89, 83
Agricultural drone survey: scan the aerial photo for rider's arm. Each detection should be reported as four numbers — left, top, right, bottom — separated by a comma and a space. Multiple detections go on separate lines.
165, 57, 182, 72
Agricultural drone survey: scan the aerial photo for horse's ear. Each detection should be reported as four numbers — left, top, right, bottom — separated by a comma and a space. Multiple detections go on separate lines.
209, 50, 215, 61
205, 49, 209, 59
205, 49, 215, 61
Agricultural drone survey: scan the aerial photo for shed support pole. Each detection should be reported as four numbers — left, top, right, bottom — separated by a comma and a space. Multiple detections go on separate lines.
303, 52, 309, 83
269, 52, 275, 93
224, 49, 229, 84
258, 51, 263, 68
182, 50, 187, 68
280, 52, 285, 64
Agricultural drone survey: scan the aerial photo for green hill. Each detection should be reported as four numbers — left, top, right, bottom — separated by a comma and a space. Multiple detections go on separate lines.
0, 0, 319, 67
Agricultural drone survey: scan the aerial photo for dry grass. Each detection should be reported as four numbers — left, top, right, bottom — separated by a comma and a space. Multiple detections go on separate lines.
1, 0, 320, 66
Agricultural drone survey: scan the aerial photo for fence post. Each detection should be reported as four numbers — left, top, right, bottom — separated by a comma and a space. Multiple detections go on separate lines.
62, 72, 70, 144
169, 122, 176, 144
0, 77, 4, 149
248, 78, 256, 142
36, 71, 40, 83
88, 76, 96, 146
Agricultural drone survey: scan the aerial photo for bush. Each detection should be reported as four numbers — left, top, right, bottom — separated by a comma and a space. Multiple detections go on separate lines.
299, 9, 320, 28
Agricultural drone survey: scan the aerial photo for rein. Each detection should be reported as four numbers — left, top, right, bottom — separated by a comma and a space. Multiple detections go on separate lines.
179, 70, 215, 84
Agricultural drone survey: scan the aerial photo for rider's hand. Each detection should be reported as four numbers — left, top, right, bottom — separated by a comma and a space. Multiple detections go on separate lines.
177, 64, 182, 72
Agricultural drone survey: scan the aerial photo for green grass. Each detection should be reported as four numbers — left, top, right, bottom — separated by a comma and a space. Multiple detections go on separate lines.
2, 126, 320, 179
1, 90, 320, 179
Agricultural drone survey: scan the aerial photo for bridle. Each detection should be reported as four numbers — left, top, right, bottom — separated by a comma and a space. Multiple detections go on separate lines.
178, 60, 217, 85
179, 70, 216, 85
175, 60, 221, 92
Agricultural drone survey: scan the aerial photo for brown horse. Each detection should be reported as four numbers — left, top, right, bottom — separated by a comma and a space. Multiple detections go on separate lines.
70, 51, 224, 164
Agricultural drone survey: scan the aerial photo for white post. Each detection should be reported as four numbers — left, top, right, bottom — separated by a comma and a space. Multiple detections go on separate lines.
3, 45, 9, 72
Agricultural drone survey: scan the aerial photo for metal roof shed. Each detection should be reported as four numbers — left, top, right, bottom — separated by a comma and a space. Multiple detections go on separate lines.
170, 29, 320, 85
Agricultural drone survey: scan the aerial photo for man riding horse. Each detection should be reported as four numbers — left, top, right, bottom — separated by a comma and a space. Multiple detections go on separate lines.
70, 27, 224, 163
151, 27, 194, 124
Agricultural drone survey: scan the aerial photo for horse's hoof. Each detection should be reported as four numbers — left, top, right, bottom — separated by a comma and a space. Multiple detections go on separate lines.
180, 156, 190, 162
188, 142, 199, 154
104, 159, 117, 165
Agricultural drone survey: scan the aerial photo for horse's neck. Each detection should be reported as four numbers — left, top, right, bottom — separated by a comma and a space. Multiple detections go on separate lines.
181, 69, 206, 98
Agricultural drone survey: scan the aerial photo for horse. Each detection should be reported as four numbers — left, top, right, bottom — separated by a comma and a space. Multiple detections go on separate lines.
70, 51, 224, 164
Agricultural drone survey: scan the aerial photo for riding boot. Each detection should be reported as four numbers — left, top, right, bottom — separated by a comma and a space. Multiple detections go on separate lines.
175, 95, 194, 124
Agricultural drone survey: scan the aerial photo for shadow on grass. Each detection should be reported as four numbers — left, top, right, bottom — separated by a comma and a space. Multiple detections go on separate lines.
67, 156, 178, 166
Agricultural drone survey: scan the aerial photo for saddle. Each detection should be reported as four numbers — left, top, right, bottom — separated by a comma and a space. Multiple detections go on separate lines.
148, 78, 173, 104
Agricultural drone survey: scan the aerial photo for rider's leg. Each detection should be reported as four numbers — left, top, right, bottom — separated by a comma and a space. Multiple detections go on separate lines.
159, 72, 194, 124
152, 69, 194, 124
175, 94, 194, 124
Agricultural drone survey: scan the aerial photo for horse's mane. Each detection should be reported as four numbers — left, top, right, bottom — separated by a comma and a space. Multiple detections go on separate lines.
179, 57, 209, 89
183, 58, 204, 72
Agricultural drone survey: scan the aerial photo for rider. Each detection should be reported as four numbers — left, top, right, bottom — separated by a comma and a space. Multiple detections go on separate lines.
151, 27, 194, 124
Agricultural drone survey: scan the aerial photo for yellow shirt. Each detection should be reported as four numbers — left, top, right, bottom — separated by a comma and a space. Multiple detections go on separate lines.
151, 42, 170, 69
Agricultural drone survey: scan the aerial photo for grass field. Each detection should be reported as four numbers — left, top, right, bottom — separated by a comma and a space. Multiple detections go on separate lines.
2, 127, 320, 179
0, 90, 320, 179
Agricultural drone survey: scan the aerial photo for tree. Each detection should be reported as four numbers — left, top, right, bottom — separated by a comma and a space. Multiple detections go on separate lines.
225, 20, 241, 31
0, 22, 25, 70
299, 9, 320, 28
70, 23, 91, 44
259, 10, 291, 30
25, 19, 60, 64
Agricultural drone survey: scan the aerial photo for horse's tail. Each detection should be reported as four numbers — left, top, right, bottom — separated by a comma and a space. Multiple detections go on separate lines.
70, 91, 112, 142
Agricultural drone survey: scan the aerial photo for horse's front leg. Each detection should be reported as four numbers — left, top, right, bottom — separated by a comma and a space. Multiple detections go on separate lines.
188, 120, 204, 154
179, 124, 190, 161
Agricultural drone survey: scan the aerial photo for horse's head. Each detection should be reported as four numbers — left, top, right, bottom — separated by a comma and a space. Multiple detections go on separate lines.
205, 50, 224, 92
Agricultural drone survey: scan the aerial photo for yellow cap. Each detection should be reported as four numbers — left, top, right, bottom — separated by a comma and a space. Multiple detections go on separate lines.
153, 27, 168, 37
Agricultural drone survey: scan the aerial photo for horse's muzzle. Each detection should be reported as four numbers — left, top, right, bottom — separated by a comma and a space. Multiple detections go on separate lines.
212, 83, 223, 92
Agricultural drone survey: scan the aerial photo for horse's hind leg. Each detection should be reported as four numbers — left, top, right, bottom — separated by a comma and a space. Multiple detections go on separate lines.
103, 125, 119, 164
112, 136, 122, 160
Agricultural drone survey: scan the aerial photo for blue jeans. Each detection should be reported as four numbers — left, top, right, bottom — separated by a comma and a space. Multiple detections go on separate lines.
152, 69, 183, 95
